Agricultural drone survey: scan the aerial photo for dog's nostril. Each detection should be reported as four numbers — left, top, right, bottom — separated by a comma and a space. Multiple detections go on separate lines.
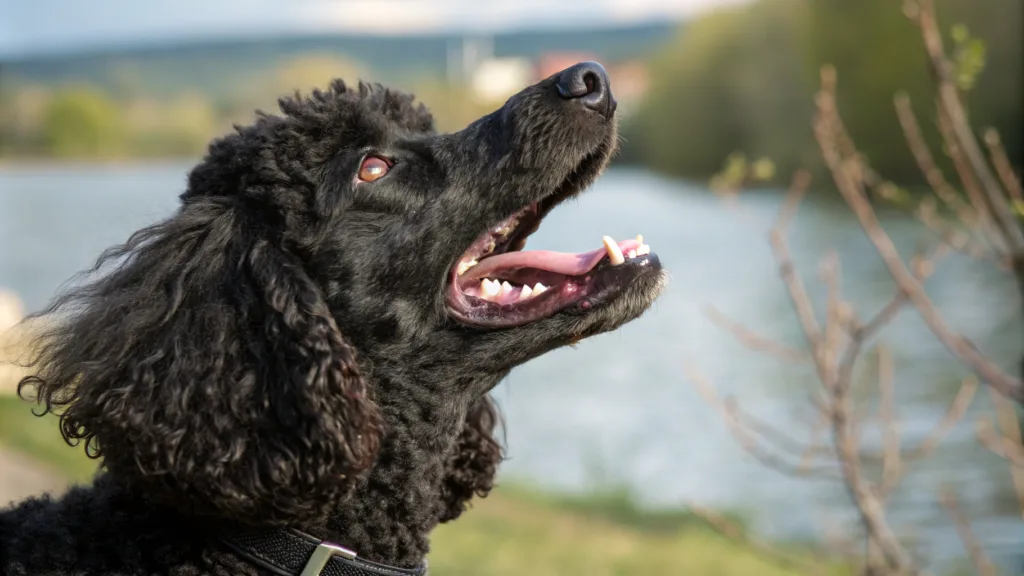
555, 61, 615, 119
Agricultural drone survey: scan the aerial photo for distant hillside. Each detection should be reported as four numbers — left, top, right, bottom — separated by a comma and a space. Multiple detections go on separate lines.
0, 22, 677, 97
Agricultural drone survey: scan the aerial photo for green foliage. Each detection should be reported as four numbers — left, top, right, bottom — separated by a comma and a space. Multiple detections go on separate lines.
950, 24, 987, 91
0, 396, 98, 484
41, 86, 125, 158
710, 152, 777, 190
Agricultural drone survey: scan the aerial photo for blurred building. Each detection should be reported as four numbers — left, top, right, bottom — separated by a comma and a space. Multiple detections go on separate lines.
534, 52, 601, 80
470, 57, 534, 104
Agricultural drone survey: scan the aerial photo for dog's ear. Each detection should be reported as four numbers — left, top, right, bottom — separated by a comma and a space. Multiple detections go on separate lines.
19, 199, 382, 524
437, 395, 504, 523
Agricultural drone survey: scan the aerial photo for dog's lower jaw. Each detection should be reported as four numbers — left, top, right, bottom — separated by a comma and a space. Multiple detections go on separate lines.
309, 372, 495, 568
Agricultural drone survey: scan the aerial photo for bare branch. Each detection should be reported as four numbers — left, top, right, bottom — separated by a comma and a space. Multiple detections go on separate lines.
892, 92, 976, 223
987, 387, 1024, 517
903, 376, 979, 462
938, 487, 998, 576
814, 65, 1024, 403
983, 129, 1024, 203
935, 107, 1009, 257
704, 304, 811, 364
908, 0, 1024, 253
684, 360, 842, 481
908, 193, 995, 261
687, 502, 824, 576
769, 170, 833, 390
975, 419, 1024, 467
877, 347, 903, 498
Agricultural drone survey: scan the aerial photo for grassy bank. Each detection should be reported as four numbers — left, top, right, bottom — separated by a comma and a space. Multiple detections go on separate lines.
0, 394, 842, 575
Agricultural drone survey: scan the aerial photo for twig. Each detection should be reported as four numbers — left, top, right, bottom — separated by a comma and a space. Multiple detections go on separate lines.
892, 92, 977, 224
877, 347, 903, 498
987, 387, 1024, 517
903, 376, 979, 462
768, 170, 831, 390
938, 487, 997, 576
935, 106, 1008, 257
687, 501, 823, 575
704, 304, 811, 364
684, 359, 842, 481
975, 419, 1024, 467
983, 129, 1023, 203
908, 0, 1024, 252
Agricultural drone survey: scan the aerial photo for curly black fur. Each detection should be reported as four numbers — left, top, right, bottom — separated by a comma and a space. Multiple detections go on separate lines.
1, 69, 664, 575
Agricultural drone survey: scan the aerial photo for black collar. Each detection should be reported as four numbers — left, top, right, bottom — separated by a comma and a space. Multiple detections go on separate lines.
221, 528, 428, 576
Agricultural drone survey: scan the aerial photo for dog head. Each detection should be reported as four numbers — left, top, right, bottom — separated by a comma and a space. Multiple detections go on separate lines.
20, 62, 665, 525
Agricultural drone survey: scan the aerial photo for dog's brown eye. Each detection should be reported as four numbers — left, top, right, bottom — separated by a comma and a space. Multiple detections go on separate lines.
358, 156, 390, 182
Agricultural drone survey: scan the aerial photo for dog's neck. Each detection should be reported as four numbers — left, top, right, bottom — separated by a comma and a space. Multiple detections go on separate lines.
301, 367, 497, 568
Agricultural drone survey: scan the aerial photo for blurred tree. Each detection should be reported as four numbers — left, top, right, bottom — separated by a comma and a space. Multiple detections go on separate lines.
0, 83, 51, 156
623, 0, 813, 180
410, 79, 498, 133
219, 54, 370, 128
125, 91, 218, 157
800, 0, 933, 184
801, 0, 1022, 184
624, 0, 1022, 186
41, 86, 125, 158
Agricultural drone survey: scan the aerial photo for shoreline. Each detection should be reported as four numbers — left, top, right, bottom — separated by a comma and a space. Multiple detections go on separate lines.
0, 157, 200, 171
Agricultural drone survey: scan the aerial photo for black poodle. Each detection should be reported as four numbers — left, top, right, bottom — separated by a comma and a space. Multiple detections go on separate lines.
0, 61, 665, 575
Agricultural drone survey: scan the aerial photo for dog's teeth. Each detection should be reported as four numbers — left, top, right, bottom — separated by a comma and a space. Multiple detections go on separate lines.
627, 249, 637, 259
499, 281, 514, 298
485, 241, 496, 254
533, 283, 547, 294
519, 284, 533, 300
481, 279, 499, 298
457, 259, 478, 276
636, 234, 644, 244
602, 236, 625, 266
636, 244, 651, 256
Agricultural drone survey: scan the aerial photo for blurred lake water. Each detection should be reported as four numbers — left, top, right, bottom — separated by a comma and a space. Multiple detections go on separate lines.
1, 163, 1020, 571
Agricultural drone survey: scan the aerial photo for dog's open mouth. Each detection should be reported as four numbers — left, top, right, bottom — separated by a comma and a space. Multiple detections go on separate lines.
446, 184, 660, 329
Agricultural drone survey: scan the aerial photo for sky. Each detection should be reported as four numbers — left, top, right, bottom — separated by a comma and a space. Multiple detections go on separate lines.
0, 0, 747, 58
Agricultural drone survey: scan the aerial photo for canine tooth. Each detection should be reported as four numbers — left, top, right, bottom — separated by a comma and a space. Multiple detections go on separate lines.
519, 284, 533, 299
499, 281, 514, 298
636, 244, 651, 256
534, 283, 547, 294
481, 279, 499, 298
636, 234, 644, 244
485, 241, 496, 254
627, 249, 637, 259
457, 259, 478, 276
602, 236, 625, 266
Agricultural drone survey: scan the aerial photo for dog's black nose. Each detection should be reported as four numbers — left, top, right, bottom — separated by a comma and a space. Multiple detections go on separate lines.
556, 61, 616, 118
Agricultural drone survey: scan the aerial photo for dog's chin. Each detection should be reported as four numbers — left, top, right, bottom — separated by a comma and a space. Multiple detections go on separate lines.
444, 135, 665, 333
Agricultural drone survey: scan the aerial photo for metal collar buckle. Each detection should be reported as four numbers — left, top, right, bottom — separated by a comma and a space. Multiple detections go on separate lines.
299, 541, 358, 576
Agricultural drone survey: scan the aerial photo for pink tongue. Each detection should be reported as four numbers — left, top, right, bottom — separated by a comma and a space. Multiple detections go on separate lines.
462, 239, 642, 281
